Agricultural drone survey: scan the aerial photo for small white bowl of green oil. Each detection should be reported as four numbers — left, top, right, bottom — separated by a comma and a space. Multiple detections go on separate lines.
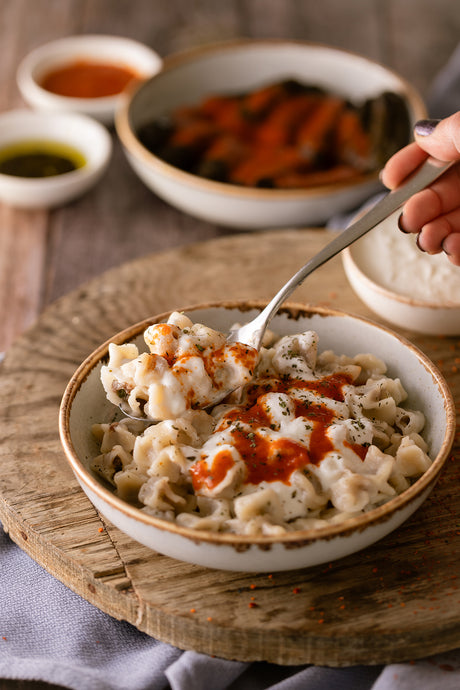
0, 109, 112, 209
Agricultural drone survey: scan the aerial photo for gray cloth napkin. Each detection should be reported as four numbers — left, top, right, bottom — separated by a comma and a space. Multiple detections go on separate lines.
2, 44, 460, 690
2, 522, 460, 690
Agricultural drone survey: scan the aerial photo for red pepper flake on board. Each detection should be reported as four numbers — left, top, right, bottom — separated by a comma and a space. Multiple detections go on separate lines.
293, 587, 301, 594
249, 602, 258, 608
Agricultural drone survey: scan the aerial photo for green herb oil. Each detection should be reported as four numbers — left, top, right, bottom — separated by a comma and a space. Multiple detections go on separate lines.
0, 140, 86, 178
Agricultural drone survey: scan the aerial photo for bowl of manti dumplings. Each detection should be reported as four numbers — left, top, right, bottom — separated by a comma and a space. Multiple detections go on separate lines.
59, 301, 456, 572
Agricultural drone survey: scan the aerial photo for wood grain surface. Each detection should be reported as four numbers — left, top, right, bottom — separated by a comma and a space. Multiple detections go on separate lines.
0, 229, 459, 667
1, 1, 460, 687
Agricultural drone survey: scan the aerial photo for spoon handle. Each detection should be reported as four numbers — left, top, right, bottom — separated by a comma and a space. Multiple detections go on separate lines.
231, 157, 454, 349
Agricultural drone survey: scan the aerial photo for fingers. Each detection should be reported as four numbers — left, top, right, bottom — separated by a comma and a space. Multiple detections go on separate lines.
415, 216, 453, 254
380, 112, 460, 190
380, 142, 428, 189
380, 111, 460, 265
411, 207, 460, 264
442, 230, 460, 266
414, 112, 460, 160
398, 166, 460, 230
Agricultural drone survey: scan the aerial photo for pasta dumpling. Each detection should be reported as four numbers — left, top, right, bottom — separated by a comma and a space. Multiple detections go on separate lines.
91, 318, 432, 535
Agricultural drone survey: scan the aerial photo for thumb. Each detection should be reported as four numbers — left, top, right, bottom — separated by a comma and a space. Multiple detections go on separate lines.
414, 111, 460, 161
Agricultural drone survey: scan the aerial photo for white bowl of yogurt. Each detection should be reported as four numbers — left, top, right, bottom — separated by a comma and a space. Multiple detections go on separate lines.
342, 210, 460, 335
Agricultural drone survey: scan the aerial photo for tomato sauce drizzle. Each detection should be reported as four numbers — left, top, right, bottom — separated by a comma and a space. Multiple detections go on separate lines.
148, 323, 258, 394
190, 450, 235, 491
192, 372, 368, 490
343, 439, 368, 461
244, 371, 352, 405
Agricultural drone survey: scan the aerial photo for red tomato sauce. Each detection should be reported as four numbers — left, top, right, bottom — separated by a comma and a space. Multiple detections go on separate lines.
201, 343, 258, 388
244, 372, 352, 405
40, 60, 139, 98
190, 450, 235, 491
147, 323, 258, 391
191, 372, 366, 491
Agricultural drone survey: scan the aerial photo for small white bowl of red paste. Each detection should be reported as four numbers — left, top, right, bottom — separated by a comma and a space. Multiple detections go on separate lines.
17, 34, 162, 125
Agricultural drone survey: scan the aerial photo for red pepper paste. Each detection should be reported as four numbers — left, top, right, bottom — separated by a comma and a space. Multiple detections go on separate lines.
40, 60, 139, 98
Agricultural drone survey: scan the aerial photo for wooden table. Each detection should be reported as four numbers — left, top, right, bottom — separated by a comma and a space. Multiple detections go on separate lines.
1, 2, 460, 689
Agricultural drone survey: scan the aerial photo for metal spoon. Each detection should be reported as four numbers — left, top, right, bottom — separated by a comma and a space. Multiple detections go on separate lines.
227, 156, 453, 350
120, 156, 453, 422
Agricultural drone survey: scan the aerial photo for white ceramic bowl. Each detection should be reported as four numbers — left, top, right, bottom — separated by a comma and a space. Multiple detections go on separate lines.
115, 39, 426, 229
17, 34, 162, 125
343, 211, 460, 335
59, 301, 455, 572
0, 109, 112, 209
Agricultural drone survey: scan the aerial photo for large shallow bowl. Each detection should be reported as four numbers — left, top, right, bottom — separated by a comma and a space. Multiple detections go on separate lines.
17, 34, 162, 125
343, 211, 460, 335
59, 301, 455, 572
115, 40, 426, 229
0, 109, 112, 209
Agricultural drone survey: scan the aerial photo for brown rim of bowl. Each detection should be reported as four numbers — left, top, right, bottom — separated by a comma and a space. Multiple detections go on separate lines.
59, 300, 456, 549
115, 38, 427, 201
343, 248, 460, 309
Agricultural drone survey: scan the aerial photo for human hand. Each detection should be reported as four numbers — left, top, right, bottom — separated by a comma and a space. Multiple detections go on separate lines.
380, 112, 460, 266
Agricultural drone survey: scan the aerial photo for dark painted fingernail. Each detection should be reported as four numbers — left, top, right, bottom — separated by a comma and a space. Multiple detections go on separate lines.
414, 119, 441, 136
416, 232, 426, 252
397, 213, 409, 233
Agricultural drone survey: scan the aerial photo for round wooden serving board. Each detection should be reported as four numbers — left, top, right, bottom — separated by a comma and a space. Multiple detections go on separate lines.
0, 229, 459, 667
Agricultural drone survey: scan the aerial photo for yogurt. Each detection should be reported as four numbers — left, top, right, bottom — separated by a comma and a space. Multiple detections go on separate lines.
352, 211, 460, 305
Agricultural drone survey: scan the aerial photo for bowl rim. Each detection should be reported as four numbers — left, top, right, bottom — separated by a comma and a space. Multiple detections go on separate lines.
0, 108, 112, 184
343, 246, 460, 309
115, 38, 426, 201
17, 33, 163, 108
59, 299, 456, 548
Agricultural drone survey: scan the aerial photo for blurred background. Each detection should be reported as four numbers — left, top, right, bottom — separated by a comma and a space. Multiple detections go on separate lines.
1, 0, 460, 352
3, 0, 460, 102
